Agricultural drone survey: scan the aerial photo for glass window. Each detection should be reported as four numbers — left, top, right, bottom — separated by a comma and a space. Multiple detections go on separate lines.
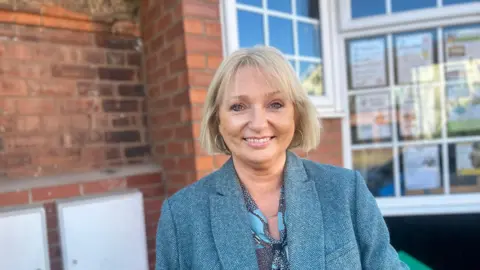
351, 0, 386, 19
268, 17, 294, 54
297, 22, 321, 57
268, 0, 292, 13
296, 0, 319, 18
353, 148, 395, 197
444, 0, 478, 5
300, 61, 324, 96
391, 0, 437, 13
237, 10, 264, 48
237, 0, 262, 7
449, 141, 480, 194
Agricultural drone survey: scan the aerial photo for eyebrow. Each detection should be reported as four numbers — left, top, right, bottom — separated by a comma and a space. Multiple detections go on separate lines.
229, 90, 282, 100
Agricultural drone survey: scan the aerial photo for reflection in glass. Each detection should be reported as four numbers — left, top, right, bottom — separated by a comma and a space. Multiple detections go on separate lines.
396, 86, 442, 141
268, 0, 292, 13
268, 17, 294, 55
351, 0, 386, 19
449, 141, 480, 194
297, 22, 321, 57
349, 93, 392, 144
446, 81, 480, 137
393, 30, 438, 85
444, 0, 477, 5
299, 61, 323, 96
237, 10, 264, 48
296, 0, 319, 18
400, 145, 443, 196
347, 36, 388, 89
237, 0, 262, 7
391, 0, 436, 13
353, 148, 394, 197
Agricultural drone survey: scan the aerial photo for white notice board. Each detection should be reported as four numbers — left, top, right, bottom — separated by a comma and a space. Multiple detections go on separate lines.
0, 205, 50, 270
57, 190, 148, 270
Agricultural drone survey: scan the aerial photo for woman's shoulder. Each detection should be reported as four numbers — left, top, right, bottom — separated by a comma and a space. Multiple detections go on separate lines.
300, 158, 359, 193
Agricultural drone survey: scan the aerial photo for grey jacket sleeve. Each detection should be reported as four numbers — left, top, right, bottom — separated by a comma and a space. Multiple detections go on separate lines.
353, 171, 410, 270
155, 199, 179, 270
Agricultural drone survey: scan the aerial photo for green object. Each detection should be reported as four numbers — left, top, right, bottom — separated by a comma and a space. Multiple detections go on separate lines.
398, 251, 432, 270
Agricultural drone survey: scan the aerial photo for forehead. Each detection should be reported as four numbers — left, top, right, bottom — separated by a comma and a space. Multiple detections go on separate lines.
223, 66, 289, 99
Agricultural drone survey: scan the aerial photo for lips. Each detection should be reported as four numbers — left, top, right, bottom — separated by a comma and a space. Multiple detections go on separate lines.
243, 136, 275, 148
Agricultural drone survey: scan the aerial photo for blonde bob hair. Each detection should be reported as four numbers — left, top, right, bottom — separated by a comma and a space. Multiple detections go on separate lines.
199, 46, 321, 155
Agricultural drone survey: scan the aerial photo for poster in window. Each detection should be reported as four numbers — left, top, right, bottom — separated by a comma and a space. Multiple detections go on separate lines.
395, 32, 436, 84
397, 86, 441, 140
444, 25, 480, 82
349, 38, 388, 89
354, 93, 391, 141
403, 145, 441, 190
455, 142, 480, 176
447, 82, 480, 135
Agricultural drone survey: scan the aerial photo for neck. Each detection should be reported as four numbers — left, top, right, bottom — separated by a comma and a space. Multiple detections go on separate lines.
232, 152, 287, 196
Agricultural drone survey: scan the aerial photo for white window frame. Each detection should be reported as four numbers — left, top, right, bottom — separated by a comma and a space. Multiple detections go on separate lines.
220, 0, 345, 117
338, 0, 480, 216
338, 0, 480, 33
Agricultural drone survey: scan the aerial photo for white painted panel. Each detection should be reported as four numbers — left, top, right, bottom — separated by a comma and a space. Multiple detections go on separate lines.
57, 190, 148, 270
0, 205, 50, 270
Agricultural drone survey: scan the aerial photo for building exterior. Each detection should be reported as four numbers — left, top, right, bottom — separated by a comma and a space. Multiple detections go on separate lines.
0, 0, 479, 269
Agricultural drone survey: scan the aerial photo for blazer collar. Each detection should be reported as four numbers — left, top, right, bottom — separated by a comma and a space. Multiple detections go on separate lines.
210, 151, 325, 270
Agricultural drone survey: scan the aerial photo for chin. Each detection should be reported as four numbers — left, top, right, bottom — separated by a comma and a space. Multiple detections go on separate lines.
241, 149, 279, 164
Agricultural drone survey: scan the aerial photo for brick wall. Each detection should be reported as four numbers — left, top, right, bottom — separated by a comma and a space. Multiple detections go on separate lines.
0, 8, 149, 180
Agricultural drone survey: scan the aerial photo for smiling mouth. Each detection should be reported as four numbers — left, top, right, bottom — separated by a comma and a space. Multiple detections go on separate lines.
243, 136, 275, 148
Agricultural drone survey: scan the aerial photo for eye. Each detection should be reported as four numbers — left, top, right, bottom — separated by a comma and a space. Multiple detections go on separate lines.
269, 102, 284, 109
230, 103, 245, 111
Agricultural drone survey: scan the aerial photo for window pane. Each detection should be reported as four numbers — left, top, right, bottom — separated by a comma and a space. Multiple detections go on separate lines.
395, 86, 442, 141
351, 0, 386, 19
349, 93, 392, 144
237, 0, 262, 7
443, 0, 477, 5
268, 17, 294, 54
443, 24, 480, 137
297, 22, 321, 57
393, 30, 439, 85
237, 10, 264, 48
296, 0, 319, 18
347, 36, 388, 89
268, 0, 292, 13
449, 141, 480, 194
391, 0, 437, 13
400, 145, 443, 196
299, 61, 324, 96
353, 148, 395, 197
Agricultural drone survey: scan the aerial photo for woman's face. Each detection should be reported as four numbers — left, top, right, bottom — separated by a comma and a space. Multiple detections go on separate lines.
218, 66, 296, 166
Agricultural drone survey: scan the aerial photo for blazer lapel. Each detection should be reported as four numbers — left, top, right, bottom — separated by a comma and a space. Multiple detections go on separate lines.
209, 158, 259, 270
284, 152, 325, 270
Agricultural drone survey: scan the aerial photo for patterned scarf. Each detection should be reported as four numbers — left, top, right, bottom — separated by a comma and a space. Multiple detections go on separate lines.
241, 184, 290, 270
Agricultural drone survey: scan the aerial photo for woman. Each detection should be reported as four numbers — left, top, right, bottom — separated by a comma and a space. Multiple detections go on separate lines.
156, 46, 408, 270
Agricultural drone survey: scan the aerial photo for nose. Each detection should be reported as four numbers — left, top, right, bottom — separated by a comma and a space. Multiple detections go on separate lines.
249, 106, 268, 131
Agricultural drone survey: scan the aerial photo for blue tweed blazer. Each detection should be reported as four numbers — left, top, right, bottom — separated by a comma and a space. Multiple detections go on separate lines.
155, 151, 409, 270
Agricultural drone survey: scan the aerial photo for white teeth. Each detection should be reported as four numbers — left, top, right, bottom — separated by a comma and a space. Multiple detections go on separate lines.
246, 138, 271, 143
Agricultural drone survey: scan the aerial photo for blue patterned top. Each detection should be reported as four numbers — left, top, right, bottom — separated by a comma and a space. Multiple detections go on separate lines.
241, 184, 290, 270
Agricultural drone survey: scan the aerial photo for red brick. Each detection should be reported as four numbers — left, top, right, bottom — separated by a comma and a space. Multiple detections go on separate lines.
207, 55, 222, 69
185, 35, 222, 54
82, 50, 106, 65
192, 122, 201, 138
0, 62, 50, 78
183, 1, 219, 19
213, 154, 230, 168
17, 116, 41, 132
167, 141, 186, 155
189, 88, 207, 103
61, 99, 98, 114
195, 155, 214, 171
32, 184, 80, 201
184, 18, 204, 34
127, 173, 162, 187
47, 229, 59, 245
0, 78, 28, 96
31, 81, 77, 97
0, 98, 15, 115
156, 13, 173, 33
187, 54, 206, 69
4, 42, 34, 60
82, 178, 127, 194
139, 183, 164, 198
166, 21, 184, 40
0, 190, 29, 207
150, 34, 165, 52
17, 99, 56, 115
170, 57, 187, 74
205, 21, 221, 37
188, 70, 213, 87
145, 210, 160, 226
174, 125, 193, 139
51, 64, 97, 79
0, 116, 15, 132
144, 197, 164, 213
